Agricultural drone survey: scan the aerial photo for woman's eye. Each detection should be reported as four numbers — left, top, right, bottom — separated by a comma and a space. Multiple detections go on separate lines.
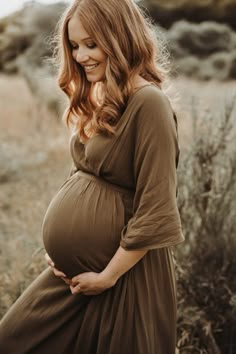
69, 42, 96, 50
87, 43, 97, 49
71, 44, 78, 49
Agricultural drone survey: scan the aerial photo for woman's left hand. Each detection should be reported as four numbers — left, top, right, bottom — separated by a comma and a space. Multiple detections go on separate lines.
70, 272, 115, 296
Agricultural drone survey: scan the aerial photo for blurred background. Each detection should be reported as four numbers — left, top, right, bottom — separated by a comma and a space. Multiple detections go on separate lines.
0, 1, 235, 353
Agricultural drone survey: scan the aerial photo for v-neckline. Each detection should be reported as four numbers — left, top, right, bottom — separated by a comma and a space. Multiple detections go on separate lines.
74, 84, 156, 146
84, 133, 99, 146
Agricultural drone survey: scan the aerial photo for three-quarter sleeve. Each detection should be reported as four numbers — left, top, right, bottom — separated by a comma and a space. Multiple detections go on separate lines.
120, 89, 184, 250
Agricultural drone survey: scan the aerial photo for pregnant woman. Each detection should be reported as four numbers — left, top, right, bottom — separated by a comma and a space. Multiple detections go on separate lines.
0, 0, 184, 353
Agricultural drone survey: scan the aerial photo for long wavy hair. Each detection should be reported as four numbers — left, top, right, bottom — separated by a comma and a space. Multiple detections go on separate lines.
55, 0, 170, 142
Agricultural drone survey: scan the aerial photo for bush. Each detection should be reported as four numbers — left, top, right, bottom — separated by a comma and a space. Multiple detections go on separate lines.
166, 21, 236, 80
167, 21, 235, 57
0, 2, 66, 74
2, 4, 236, 83
229, 50, 236, 78
139, 0, 236, 29
174, 56, 200, 78
176, 90, 236, 353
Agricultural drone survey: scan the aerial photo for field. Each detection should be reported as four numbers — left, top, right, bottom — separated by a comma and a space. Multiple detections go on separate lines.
0, 74, 71, 312
0, 74, 235, 353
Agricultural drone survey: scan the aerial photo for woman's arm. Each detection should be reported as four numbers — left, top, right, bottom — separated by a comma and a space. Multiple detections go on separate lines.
70, 247, 147, 295
45, 247, 147, 295
101, 246, 147, 283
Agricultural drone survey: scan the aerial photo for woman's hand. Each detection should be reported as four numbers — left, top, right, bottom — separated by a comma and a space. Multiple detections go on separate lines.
44, 253, 72, 286
70, 271, 116, 296
45, 253, 116, 295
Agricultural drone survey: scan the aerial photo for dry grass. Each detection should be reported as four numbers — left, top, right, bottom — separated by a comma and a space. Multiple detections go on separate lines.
0, 74, 71, 315
174, 78, 236, 354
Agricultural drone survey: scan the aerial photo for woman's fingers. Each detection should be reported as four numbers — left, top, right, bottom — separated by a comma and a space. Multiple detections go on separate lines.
52, 267, 66, 278
44, 253, 67, 278
62, 277, 73, 286
44, 252, 55, 267
70, 283, 81, 294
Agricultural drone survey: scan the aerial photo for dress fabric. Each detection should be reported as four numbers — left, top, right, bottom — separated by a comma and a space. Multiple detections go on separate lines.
0, 85, 184, 354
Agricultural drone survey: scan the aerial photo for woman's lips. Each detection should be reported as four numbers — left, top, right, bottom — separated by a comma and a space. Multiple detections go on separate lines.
83, 63, 99, 72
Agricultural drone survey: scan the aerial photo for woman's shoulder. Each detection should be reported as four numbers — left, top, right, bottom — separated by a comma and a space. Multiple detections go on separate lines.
129, 84, 173, 119
129, 84, 171, 112
127, 84, 177, 136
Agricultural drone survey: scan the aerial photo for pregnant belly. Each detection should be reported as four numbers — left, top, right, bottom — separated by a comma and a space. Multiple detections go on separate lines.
42, 172, 127, 278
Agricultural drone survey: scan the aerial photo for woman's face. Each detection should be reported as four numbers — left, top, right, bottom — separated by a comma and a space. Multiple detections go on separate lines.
68, 14, 107, 83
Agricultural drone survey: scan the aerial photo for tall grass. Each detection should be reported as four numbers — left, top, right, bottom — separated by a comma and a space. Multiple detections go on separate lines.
0, 74, 70, 318
176, 91, 236, 353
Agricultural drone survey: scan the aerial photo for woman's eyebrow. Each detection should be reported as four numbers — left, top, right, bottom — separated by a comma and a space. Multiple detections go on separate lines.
69, 37, 92, 43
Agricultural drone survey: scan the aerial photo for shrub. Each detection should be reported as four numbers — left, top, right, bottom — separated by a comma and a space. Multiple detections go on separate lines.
2, 4, 236, 82
167, 20, 235, 57
165, 20, 236, 80
0, 2, 66, 74
174, 56, 200, 78
229, 50, 236, 78
139, 0, 236, 29
176, 90, 236, 353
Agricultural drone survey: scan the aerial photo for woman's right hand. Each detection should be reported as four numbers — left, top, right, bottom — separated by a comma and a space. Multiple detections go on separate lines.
44, 253, 73, 285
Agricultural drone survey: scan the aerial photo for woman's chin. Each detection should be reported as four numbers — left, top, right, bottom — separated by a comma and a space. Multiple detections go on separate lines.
86, 76, 104, 83
85, 69, 106, 83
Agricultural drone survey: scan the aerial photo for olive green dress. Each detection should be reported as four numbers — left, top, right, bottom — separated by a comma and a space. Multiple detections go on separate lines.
0, 85, 184, 354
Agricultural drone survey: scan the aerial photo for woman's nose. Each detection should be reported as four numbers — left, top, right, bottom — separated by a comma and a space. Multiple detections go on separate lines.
74, 48, 89, 64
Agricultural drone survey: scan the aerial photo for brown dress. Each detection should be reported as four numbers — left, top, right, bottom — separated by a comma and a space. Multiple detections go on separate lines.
0, 85, 184, 354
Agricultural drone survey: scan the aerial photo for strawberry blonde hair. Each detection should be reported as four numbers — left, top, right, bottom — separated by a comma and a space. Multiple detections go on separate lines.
55, 0, 169, 142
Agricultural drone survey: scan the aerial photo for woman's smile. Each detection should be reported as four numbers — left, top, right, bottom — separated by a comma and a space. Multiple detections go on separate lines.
83, 63, 100, 72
